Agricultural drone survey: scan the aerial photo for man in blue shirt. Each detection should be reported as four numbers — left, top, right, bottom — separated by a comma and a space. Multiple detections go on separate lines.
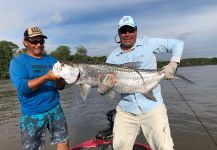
9, 26, 69, 150
99, 16, 183, 150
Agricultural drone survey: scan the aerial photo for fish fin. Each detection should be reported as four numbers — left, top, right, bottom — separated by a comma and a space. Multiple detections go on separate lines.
142, 91, 157, 101
173, 74, 194, 84
79, 84, 91, 101
119, 62, 142, 69
119, 62, 148, 91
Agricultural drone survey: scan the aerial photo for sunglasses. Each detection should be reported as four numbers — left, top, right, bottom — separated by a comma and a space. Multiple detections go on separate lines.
28, 39, 45, 45
119, 27, 136, 34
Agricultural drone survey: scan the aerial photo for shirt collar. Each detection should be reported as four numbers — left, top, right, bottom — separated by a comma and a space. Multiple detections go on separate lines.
116, 39, 142, 56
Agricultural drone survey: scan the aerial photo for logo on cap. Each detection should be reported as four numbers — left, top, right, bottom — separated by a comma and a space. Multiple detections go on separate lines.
122, 17, 131, 23
24, 26, 47, 39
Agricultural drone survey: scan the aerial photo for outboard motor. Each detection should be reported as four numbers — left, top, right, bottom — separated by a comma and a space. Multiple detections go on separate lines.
95, 109, 116, 140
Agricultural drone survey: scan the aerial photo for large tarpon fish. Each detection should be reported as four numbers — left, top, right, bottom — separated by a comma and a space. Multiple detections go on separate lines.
60, 62, 193, 100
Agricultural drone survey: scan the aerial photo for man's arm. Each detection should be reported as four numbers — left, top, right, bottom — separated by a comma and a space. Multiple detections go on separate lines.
54, 78, 66, 90
28, 70, 63, 91
151, 38, 184, 63
151, 38, 184, 79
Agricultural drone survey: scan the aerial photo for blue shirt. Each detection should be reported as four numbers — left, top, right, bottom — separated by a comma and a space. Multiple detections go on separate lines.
106, 36, 184, 114
9, 53, 61, 115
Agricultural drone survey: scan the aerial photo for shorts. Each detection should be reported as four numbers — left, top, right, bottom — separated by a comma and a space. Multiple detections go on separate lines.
20, 104, 69, 150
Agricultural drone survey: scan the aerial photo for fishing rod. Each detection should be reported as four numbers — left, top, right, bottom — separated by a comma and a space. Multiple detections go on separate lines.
170, 81, 217, 147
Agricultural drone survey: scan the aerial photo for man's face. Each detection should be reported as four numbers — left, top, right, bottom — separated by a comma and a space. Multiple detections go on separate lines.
24, 36, 45, 57
118, 26, 137, 51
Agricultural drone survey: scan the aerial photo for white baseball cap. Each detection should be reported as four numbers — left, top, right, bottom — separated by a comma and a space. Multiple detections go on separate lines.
118, 16, 136, 29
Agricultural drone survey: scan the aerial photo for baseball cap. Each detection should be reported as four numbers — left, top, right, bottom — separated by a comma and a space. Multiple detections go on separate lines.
24, 26, 47, 39
118, 16, 136, 29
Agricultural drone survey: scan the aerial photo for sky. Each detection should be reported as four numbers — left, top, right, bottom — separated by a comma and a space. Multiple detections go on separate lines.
0, 0, 217, 60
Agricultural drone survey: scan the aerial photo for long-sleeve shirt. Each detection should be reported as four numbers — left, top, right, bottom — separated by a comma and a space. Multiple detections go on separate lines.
106, 36, 184, 114
9, 53, 61, 115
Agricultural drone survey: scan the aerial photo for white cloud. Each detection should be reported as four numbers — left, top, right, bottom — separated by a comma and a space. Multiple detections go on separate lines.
0, 0, 217, 58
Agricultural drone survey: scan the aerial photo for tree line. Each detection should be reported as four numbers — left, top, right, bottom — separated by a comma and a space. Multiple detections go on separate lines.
157, 57, 217, 68
0, 40, 217, 78
0, 40, 106, 78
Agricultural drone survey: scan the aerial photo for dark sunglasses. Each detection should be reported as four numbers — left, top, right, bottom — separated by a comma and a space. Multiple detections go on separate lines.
28, 39, 45, 45
119, 26, 136, 34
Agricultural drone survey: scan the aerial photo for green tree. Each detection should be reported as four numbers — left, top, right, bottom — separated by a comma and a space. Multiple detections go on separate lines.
91, 56, 107, 62
17, 47, 47, 56
69, 45, 88, 62
50, 46, 71, 61
17, 48, 28, 56
75, 45, 87, 56
0, 40, 19, 77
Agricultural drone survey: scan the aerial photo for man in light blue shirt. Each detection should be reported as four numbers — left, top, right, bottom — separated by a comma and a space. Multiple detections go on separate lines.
99, 16, 183, 150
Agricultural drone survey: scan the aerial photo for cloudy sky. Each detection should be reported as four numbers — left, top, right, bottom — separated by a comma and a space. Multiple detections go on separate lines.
1, 0, 217, 59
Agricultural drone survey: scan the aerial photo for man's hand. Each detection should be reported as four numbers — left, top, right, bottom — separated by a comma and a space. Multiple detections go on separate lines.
160, 61, 178, 79
98, 74, 117, 95
28, 70, 60, 91
47, 70, 60, 80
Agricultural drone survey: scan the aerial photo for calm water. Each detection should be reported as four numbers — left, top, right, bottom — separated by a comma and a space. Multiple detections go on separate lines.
0, 65, 217, 150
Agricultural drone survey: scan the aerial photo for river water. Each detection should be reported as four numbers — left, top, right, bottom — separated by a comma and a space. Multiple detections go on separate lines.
0, 65, 217, 150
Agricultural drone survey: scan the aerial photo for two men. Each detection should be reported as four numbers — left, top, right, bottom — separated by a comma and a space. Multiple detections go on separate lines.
9, 27, 69, 150
99, 16, 183, 150
10, 15, 183, 150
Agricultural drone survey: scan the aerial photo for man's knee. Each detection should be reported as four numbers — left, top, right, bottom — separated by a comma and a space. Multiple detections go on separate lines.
113, 137, 134, 150
57, 141, 69, 150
